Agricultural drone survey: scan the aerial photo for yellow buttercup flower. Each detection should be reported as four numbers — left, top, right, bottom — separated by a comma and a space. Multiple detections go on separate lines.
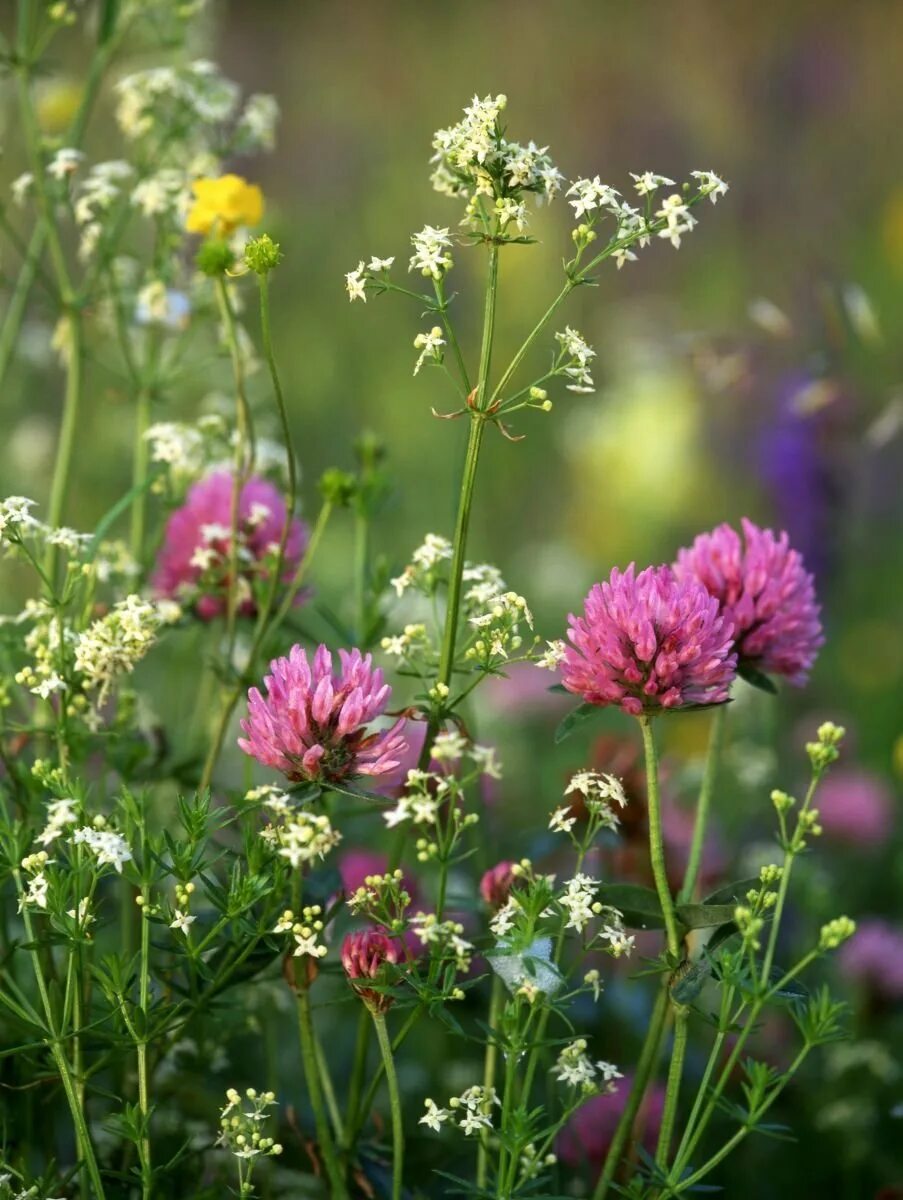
185, 174, 264, 236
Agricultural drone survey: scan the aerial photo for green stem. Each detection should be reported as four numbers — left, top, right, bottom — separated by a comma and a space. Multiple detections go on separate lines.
295, 985, 348, 1198
656, 1007, 688, 1169
350, 1004, 422, 1144
45, 311, 84, 576
371, 1011, 403, 1200
640, 717, 681, 959
664, 1046, 810, 1197
16, 881, 107, 1199
343, 1006, 371, 1148
592, 982, 670, 1200
130, 385, 152, 566
678, 706, 727, 903
476, 977, 503, 1189
137, 882, 152, 1200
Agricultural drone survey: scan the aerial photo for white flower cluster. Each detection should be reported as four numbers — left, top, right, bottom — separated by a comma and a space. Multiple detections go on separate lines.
35, 798, 79, 847
0, 496, 38, 539
272, 905, 328, 958
71, 824, 133, 873
390, 532, 453, 597
74, 595, 174, 710
559, 873, 600, 932
552, 1039, 622, 1093
345, 869, 411, 923
564, 769, 628, 832
344, 254, 394, 302
409, 912, 474, 972
430, 94, 563, 224
144, 417, 228, 484
380, 621, 429, 662
467, 589, 534, 664
217, 1087, 283, 1161
18, 851, 51, 912
409, 225, 453, 279
554, 326, 596, 393
419, 1085, 500, 1136
260, 808, 341, 868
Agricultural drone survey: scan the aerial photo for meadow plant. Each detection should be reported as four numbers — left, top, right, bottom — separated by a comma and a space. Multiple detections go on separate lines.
0, 6, 858, 1199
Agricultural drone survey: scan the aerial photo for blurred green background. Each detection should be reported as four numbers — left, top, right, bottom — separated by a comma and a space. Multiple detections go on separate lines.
2, 2, 902, 1196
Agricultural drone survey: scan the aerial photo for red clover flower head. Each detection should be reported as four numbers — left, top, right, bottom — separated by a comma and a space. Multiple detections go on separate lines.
238, 644, 408, 785
341, 928, 401, 1011
153, 470, 308, 620
674, 517, 823, 684
480, 861, 517, 909
561, 564, 736, 717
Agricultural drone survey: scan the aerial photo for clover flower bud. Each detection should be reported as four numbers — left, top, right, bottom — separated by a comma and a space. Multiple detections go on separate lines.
341, 927, 401, 1012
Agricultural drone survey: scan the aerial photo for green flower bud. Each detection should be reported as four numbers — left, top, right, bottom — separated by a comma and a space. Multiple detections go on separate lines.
245, 233, 283, 274
196, 238, 235, 277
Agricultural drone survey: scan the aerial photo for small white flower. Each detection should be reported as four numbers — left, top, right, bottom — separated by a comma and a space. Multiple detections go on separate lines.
419, 1098, 451, 1132
345, 260, 367, 302
691, 169, 729, 203
409, 225, 453, 279
170, 910, 196, 935
47, 147, 84, 180
549, 806, 577, 834
412, 326, 446, 375
630, 171, 675, 196
11, 172, 34, 205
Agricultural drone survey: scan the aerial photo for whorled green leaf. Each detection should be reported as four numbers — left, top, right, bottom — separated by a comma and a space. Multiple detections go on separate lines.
675, 901, 743, 929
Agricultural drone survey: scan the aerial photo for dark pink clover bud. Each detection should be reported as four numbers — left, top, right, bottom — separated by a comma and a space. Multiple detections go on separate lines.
560, 565, 736, 717
341, 928, 401, 1011
238, 644, 409, 786
480, 861, 516, 909
153, 470, 309, 621
674, 517, 823, 685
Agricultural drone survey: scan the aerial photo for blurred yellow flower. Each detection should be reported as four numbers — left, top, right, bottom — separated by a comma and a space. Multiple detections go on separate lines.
36, 79, 83, 133
185, 174, 263, 236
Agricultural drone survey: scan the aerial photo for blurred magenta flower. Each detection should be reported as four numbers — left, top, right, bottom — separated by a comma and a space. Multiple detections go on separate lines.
816, 768, 894, 847
341, 927, 401, 1011
153, 470, 308, 620
481, 662, 569, 718
662, 799, 727, 890
561, 565, 736, 716
675, 517, 823, 684
480, 861, 516, 908
838, 919, 903, 999
557, 1071, 666, 1174
238, 644, 408, 785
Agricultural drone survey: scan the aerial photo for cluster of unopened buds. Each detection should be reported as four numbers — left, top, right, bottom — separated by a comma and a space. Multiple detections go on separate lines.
345, 870, 411, 927
467, 590, 534, 663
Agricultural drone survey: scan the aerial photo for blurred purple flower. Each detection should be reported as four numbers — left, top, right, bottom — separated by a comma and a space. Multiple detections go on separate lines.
153, 470, 308, 620
239, 644, 407, 785
839, 919, 903, 999
557, 1071, 666, 1175
816, 768, 894, 847
675, 517, 823, 684
561, 565, 736, 716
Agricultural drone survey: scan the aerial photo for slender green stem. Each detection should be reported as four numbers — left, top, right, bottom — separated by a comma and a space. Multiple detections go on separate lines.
678, 706, 727, 903
487, 280, 572, 408
214, 278, 255, 664
350, 1004, 422, 1144
432, 278, 471, 395
343, 1006, 371, 1148
130, 385, 152, 565
670, 981, 732, 1174
15, 879, 107, 1199
371, 1012, 403, 1200
44, 311, 84, 576
314, 1031, 345, 1144
656, 1007, 688, 1169
354, 508, 369, 643
664, 1046, 810, 1197
295, 985, 348, 1198
137, 879, 152, 1200
640, 717, 681, 959
476, 977, 504, 1189
0, 226, 46, 386
668, 952, 817, 1181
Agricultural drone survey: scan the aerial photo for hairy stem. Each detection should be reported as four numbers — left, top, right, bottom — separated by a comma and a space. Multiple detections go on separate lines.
476, 976, 504, 1189
640, 717, 681, 959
